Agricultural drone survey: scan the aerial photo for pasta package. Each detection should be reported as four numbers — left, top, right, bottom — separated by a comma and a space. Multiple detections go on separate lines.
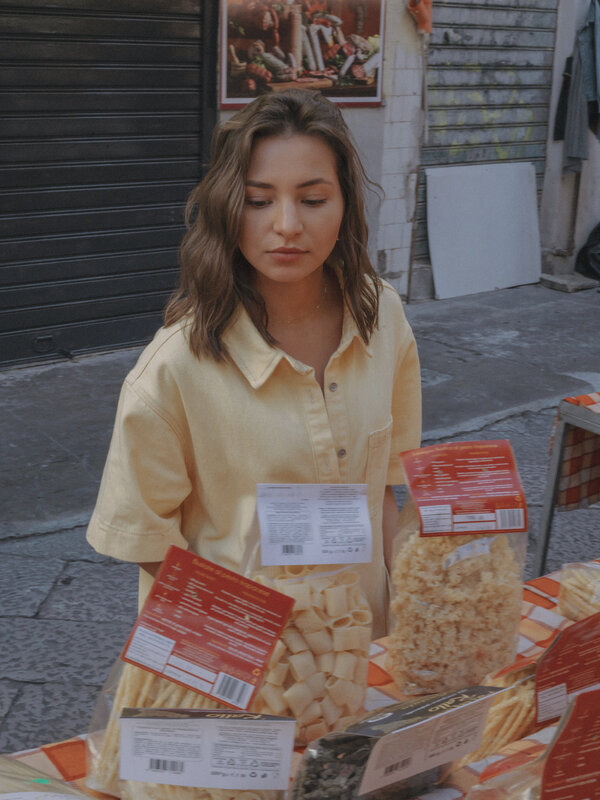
453, 664, 537, 769
557, 561, 600, 621
87, 662, 288, 800
386, 513, 526, 695
251, 564, 373, 746
86, 659, 233, 798
87, 548, 296, 799
290, 686, 501, 800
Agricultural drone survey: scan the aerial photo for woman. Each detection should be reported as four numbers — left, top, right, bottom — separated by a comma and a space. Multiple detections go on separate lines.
86, 89, 421, 636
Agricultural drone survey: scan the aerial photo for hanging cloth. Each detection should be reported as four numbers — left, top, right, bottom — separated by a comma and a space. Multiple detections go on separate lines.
560, 0, 600, 172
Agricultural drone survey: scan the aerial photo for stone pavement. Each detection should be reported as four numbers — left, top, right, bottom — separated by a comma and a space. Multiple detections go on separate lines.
1, 282, 599, 754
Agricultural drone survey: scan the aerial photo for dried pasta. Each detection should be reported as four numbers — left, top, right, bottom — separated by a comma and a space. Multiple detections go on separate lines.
454, 666, 537, 768
387, 533, 523, 694
88, 566, 372, 796
87, 662, 233, 798
255, 565, 372, 746
557, 562, 600, 621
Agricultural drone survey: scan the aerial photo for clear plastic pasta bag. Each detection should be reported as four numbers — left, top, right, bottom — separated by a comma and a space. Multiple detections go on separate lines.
386, 508, 526, 695
249, 562, 373, 747
85, 657, 235, 798
0, 754, 89, 798
557, 561, 600, 620
120, 782, 283, 800
463, 757, 543, 800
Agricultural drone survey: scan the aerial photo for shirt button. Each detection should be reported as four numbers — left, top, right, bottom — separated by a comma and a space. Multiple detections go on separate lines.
337, 448, 347, 458
328, 382, 338, 392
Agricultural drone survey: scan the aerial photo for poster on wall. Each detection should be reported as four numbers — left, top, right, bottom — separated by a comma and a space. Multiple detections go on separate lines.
220, 1, 385, 108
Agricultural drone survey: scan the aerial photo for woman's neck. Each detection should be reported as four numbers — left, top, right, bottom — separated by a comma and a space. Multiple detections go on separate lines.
259, 268, 329, 328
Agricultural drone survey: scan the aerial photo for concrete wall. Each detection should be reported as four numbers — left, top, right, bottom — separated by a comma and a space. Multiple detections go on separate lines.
540, 0, 600, 274
371, 0, 424, 297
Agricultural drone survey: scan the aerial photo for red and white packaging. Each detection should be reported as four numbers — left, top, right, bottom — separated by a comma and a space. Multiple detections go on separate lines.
121, 546, 294, 711
535, 610, 600, 726
386, 441, 528, 695
464, 688, 600, 800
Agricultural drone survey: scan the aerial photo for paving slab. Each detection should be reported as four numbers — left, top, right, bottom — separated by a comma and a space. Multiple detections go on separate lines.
0, 348, 141, 539
0, 681, 101, 754
0, 526, 115, 563
0, 554, 65, 617
0, 619, 133, 685
38, 561, 138, 624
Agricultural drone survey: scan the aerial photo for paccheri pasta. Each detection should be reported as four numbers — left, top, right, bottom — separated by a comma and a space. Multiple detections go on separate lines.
387, 531, 524, 695
253, 565, 372, 745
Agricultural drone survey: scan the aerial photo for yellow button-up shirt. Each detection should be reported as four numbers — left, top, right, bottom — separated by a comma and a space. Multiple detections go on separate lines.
86, 281, 421, 634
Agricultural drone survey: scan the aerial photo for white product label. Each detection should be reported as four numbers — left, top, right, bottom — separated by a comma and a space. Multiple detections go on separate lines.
257, 484, 372, 566
126, 626, 175, 672
537, 683, 568, 723
419, 504, 453, 533
119, 715, 295, 791
358, 693, 497, 795
444, 537, 492, 569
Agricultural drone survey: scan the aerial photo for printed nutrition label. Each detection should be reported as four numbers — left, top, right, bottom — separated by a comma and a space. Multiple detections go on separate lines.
120, 712, 296, 791
121, 547, 294, 710
400, 441, 528, 537
257, 483, 372, 565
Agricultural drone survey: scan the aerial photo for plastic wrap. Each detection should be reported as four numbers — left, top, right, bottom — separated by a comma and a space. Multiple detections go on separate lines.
290, 687, 499, 800
557, 561, 600, 621
386, 512, 526, 695
251, 564, 372, 746
86, 658, 230, 797
0, 754, 89, 798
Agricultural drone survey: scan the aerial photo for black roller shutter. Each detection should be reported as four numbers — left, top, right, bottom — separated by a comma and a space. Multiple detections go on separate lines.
0, 0, 217, 365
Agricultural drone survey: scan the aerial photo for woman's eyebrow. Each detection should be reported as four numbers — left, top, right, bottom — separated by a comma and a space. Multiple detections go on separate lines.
246, 178, 334, 188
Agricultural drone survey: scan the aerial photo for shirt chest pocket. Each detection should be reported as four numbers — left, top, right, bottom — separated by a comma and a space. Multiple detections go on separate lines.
365, 416, 393, 509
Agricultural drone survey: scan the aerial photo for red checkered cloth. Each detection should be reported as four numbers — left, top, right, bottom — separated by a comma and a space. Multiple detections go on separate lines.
553, 392, 600, 511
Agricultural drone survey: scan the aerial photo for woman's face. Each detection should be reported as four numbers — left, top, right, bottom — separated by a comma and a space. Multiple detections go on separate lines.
238, 133, 344, 288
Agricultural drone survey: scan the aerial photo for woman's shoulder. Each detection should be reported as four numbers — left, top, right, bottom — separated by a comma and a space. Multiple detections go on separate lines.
128, 318, 192, 377
377, 278, 409, 322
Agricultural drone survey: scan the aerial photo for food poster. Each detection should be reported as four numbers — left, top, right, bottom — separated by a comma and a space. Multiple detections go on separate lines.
220, 0, 385, 107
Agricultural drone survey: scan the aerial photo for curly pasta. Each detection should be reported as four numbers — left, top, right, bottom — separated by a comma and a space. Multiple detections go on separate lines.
387, 533, 523, 694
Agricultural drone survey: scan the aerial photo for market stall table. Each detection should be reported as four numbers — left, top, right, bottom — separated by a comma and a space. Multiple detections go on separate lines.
533, 392, 600, 576
3, 566, 579, 799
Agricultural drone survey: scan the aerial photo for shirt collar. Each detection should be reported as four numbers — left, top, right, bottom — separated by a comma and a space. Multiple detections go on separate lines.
224, 298, 373, 390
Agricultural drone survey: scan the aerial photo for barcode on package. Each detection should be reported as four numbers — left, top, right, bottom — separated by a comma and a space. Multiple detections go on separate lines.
496, 508, 525, 530
384, 757, 411, 775
211, 672, 255, 708
282, 544, 303, 555
149, 759, 185, 773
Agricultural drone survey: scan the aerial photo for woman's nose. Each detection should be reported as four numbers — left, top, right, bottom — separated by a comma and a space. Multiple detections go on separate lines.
273, 199, 302, 237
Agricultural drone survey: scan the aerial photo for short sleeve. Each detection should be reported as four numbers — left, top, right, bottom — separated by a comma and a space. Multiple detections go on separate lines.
86, 380, 191, 563
386, 317, 422, 486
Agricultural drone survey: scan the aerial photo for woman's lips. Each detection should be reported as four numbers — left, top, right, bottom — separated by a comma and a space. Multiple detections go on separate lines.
268, 247, 307, 262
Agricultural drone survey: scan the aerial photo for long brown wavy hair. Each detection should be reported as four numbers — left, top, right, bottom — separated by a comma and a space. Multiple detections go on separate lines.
164, 89, 382, 360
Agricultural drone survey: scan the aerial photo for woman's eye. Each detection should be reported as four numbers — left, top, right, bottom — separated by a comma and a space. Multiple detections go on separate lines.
245, 198, 270, 208
303, 198, 327, 206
